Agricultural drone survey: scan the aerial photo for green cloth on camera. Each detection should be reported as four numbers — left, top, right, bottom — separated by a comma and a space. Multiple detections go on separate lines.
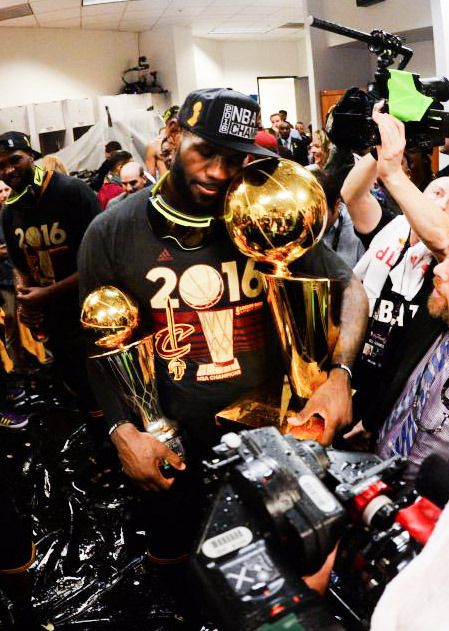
387, 69, 433, 122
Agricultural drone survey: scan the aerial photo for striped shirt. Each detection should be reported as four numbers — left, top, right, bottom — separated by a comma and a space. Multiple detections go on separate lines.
377, 331, 449, 480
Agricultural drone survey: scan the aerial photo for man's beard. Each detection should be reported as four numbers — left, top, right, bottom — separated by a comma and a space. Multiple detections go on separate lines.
428, 292, 449, 325
170, 153, 227, 216
6, 164, 34, 193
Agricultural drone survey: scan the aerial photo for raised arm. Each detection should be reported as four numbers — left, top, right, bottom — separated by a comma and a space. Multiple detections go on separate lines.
341, 152, 382, 234
372, 107, 449, 261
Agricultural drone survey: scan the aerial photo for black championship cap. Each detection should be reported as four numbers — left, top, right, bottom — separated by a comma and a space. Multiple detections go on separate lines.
0, 131, 41, 159
178, 88, 278, 158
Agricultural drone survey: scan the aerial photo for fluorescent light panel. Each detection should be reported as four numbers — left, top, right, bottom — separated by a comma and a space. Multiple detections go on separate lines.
209, 26, 272, 35
82, 0, 126, 6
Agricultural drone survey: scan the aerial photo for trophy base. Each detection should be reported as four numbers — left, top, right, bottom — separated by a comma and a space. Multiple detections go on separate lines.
215, 378, 325, 441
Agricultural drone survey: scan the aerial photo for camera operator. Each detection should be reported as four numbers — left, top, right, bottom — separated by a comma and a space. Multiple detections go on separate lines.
344, 106, 449, 470
370, 497, 449, 630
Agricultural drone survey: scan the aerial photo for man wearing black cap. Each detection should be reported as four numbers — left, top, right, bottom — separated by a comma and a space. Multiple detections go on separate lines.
78, 88, 367, 505
0, 131, 102, 424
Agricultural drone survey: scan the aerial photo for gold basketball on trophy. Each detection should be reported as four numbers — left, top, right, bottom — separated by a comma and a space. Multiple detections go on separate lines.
224, 158, 327, 276
80, 285, 139, 349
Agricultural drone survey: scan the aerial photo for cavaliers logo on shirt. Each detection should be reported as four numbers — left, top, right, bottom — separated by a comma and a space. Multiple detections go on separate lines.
148, 260, 265, 383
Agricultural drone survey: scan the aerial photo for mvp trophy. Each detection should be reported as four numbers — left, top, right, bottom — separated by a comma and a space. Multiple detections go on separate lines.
221, 158, 343, 439
81, 286, 185, 467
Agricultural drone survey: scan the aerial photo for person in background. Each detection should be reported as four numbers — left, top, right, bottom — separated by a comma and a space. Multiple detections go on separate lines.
277, 121, 309, 166
145, 105, 180, 180
160, 136, 177, 172
407, 146, 435, 192
90, 140, 122, 192
278, 109, 294, 129
0, 481, 38, 629
315, 170, 365, 268
0, 181, 40, 393
372, 255, 449, 480
0, 180, 35, 428
0, 131, 103, 439
40, 155, 69, 176
268, 112, 282, 137
308, 129, 332, 170
97, 150, 132, 210
253, 129, 279, 155
437, 137, 449, 178
106, 161, 150, 210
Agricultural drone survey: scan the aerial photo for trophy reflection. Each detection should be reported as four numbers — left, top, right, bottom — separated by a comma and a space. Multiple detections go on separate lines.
81, 286, 185, 464
223, 158, 342, 437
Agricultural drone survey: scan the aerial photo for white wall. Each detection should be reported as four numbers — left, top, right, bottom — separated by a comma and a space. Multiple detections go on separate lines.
194, 37, 308, 95
193, 37, 310, 124
172, 27, 198, 100
140, 27, 198, 105
218, 39, 308, 96
0, 27, 138, 108
193, 39, 224, 89
139, 28, 177, 103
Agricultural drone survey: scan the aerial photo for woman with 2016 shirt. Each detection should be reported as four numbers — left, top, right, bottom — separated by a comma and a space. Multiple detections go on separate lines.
78, 88, 369, 503
343, 104, 449, 441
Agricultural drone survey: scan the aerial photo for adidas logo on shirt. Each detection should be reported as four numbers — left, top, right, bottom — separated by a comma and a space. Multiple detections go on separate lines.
157, 248, 174, 262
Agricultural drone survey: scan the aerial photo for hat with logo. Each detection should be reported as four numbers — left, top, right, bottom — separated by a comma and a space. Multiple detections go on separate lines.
0, 131, 41, 159
178, 88, 278, 158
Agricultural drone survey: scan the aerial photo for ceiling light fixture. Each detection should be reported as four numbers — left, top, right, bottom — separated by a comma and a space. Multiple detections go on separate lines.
82, 0, 126, 6
209, 26, 272, 35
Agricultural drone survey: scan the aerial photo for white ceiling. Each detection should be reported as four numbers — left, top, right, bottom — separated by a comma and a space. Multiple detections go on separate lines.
0, 0, 305, 39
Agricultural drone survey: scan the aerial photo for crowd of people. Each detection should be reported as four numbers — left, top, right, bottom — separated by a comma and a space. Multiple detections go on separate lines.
0, 86, 449, 629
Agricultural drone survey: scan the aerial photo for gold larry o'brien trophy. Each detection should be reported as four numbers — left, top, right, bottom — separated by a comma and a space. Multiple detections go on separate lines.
81, 286, 185, 466
220, 158, 343, 439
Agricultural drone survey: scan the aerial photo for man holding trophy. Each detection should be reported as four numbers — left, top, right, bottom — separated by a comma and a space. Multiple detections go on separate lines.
78, 88, 367, 558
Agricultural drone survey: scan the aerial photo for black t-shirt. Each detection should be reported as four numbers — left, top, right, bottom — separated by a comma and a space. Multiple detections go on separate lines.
2, 170, 100, 322
353, 262, 437, 432
78, 187, 353, 440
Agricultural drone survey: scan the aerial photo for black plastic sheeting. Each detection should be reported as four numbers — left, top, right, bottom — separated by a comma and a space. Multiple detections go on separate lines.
0, 411, 210, 630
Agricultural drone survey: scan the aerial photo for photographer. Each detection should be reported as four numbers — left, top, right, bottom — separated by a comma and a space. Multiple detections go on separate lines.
345, 105, 449, 457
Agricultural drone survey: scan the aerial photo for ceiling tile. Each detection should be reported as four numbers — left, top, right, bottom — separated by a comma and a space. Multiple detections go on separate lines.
238, 6, 282, 15
34, 7, 80, 21
39, 17, 81, 28
165, 4, 206, 15
30, 0, 80, 12
82, 17, 121, 28
125, 0, 169, 9
82, 4, 126, 16
0, 0, 307, 37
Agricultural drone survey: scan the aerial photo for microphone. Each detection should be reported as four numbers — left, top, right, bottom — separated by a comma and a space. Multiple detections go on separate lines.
416, 453, 449, 509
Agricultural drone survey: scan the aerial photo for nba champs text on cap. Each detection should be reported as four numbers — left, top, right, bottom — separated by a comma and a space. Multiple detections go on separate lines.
219, 103, 257, 140
178, 87, 278, 158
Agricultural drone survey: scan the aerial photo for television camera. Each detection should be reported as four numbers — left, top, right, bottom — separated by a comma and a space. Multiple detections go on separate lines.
192, 427, 441, 630
309, 16, 449, 151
